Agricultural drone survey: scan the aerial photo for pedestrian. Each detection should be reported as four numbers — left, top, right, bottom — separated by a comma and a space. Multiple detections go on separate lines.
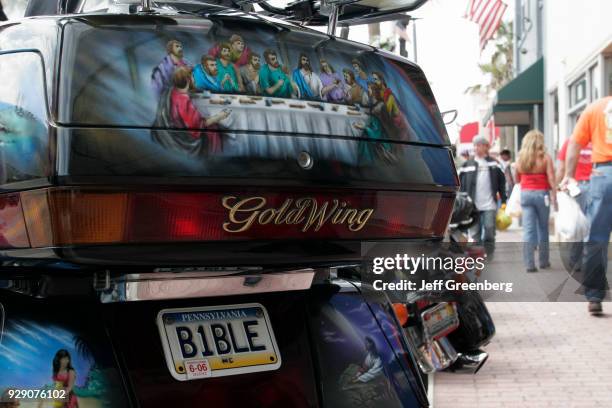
516, 130, 557, 273
499, 148, 515, 198
556, 136, 592, 271
458, 136, 507, 255
560, 96, 612, 315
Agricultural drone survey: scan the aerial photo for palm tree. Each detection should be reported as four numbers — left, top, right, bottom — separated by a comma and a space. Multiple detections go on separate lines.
466, 21, 513, 94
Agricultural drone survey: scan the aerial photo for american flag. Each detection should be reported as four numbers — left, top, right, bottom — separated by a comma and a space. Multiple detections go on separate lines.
465, 0, 508, 50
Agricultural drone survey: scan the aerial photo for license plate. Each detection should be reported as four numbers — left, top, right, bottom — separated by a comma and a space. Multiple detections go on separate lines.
157, 303, 281, 381
421, 302, 459, 340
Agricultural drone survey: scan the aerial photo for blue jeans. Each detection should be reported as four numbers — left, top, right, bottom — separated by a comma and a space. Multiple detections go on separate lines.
521, 190, 550, 269
583, 165, 612, 301
471, 210, 496, 257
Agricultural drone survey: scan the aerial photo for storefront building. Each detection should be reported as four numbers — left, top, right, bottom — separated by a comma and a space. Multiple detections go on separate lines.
544, 0, 612, 153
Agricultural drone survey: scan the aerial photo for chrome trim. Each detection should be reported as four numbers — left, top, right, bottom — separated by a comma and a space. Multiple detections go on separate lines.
138, 0, 154, 12
99, 269, 315, 303
326, 3, 339, 36
414, 337, 458, 374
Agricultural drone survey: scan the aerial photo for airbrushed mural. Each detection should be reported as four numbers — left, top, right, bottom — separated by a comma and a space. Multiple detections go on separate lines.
0, 50, 50, 185
310, 292, 421, 408
149, 34, 421, 161
0, 102, 48, 184
0, 316, 128, 407
59, 19, 450, 177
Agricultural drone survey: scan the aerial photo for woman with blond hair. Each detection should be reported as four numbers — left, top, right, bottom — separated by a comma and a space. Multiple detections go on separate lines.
516, 130, 557, 272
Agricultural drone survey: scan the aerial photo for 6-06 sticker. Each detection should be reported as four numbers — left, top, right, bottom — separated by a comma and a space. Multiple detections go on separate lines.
185, 359, 211, 379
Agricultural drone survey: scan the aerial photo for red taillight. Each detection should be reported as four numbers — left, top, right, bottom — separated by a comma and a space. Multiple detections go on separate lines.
416, 299, 430, 310
2, 188, 454, 248
0, 194, 29, 248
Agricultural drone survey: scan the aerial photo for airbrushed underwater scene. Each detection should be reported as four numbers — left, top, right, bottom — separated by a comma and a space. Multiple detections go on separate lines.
57, 17, 454, 185
0, 51, 49, 185
0, 306, 128, 407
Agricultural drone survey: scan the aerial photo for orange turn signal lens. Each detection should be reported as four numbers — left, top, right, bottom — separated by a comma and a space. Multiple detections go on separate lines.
392, 303, 409, 327
21, 189, 128, 247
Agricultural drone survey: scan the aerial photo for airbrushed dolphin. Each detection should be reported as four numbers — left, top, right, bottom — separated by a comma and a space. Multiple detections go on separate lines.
0, 101, 49, 182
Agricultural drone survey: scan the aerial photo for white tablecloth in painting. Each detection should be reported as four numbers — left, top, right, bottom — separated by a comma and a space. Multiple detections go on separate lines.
192, 94, 370, 165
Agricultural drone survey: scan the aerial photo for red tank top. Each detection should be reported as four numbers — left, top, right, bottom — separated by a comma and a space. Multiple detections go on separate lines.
520, 172, 550, 190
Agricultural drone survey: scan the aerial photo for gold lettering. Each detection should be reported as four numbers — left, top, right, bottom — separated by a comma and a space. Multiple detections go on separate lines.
222, 196, 267, 233
288, 198, 311, 224
274, 199, 293, 224
341, 209, 358, 225
350, 209, 374, 231
331, 201, 348, 224
303, 199, 338, 232
222, 196, 374, 233
258, 208, 276, 224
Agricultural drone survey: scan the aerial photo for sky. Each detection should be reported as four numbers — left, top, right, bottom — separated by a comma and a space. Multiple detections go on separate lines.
342, 0, 513, 142
0, 319, 92, 388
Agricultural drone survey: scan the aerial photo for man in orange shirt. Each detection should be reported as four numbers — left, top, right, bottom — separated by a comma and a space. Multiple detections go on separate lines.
561, 96, 612, 315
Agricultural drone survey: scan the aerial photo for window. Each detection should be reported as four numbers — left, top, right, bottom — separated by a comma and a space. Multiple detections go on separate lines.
569, 76, 587, 108
0, 52, 49, 183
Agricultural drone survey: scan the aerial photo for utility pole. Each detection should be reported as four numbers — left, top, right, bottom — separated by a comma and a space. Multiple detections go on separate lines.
412, 18, 418, 64
368, 23, 381, 45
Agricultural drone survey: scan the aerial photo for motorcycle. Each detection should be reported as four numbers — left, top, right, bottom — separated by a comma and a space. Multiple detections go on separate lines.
389, 193, 495, 376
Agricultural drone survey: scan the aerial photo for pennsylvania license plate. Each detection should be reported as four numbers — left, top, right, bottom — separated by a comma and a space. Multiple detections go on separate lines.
421, 302, 459, 341
157, 303, 281, 381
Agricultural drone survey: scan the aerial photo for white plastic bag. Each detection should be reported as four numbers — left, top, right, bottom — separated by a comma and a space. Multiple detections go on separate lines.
555, 192, 589, 242
506, 184, 522, 217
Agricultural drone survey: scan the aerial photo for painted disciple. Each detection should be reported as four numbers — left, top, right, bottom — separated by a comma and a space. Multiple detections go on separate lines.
292, 54, 323, 100
354, 83, 394, 164
152, 67, 231, 155
259, 49, 297, 98
52, 349, 79, 408
193, 55, 221, 92
343, 68, 368, 106
208, 34, 251, 67
319, 59, 345, 103
151, 40, 192, 99
372, 71, 410, 140
240, 53, 262, 95
216, 43, 243, 93
351, 59, 372, 92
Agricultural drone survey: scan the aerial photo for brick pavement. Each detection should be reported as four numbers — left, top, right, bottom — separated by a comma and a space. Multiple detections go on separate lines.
433, 228, 612, 407
434, 302, 612, 407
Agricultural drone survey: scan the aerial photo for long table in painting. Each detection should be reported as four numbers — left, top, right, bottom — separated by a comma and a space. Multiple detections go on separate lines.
192, 93, 370, 165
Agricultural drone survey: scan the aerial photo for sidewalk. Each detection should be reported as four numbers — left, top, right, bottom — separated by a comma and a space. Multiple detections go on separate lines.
433, 227, 612, 407
433, 302, 612, 408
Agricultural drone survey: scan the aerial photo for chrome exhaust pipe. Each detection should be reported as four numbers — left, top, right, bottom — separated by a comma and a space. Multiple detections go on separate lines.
450, 349, 489, 374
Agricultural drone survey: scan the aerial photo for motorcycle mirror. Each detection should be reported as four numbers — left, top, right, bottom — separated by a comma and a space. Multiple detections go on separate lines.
441, 109, 458, 125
